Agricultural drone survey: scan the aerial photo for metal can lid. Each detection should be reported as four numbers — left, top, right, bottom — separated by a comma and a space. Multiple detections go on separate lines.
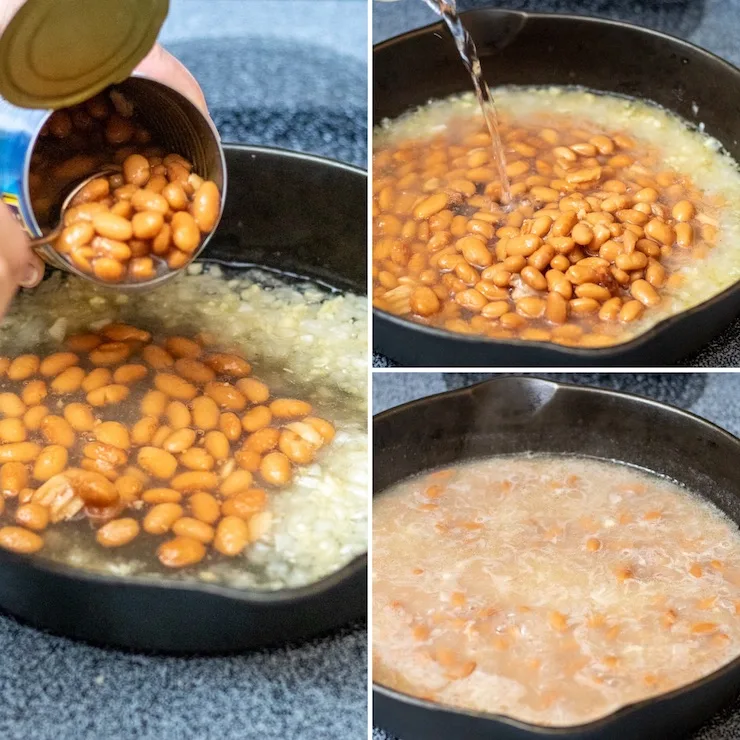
0, 0, 169, 109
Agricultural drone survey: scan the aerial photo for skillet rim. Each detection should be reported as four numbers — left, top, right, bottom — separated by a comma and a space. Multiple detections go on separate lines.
372, 8, 740, 362
223, 141, 368, 177
0, 142, 368, 607
372, 375, 740, 735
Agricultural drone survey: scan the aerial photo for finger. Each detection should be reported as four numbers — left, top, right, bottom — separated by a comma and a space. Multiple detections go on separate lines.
135, 44, 209, 116
0, 204, 32, 280
0, 256, 19, 319
18, 254, 44, 289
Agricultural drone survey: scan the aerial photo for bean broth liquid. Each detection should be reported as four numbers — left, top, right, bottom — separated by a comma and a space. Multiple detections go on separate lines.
374, 455, 740, 726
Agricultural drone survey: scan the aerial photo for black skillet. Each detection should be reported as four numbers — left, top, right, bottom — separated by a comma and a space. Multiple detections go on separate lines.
373, 9, 740, 367
373, 376, 740, 739
0, 144, 368, 653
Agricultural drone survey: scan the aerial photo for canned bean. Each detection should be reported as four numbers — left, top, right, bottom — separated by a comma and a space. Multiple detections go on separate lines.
270, 399, 312, 418
7, 357, 40, 383
192, 396, 220, 430
141, 488, 182, 504
51, 367, 86, 394
137, 446, 178, 479
39, 353, 78, 377
23, 406, 49, 432
0, 526, 44, 554
113, 364, 148, 385
0, 418, 26, 443
241, 406, 272, 433
122, 154, 150, 186
15, 503, 49, 532
21, 380, 47, 407
631, 279, 661, 307
205, 353, 252, 377
675, 223, 693, 249
157, 536, 206, 568
33, 445, 68, 481
236, 379, 270, 406
163, 428, 197, 454
174, 359, 215, 385
1, 462, 28, 497
205, 382, 246, 411
260, 451, 292, 486
204, 430, 230, 460
70, 469, 118, 506
96, 518, 140, 547
220, 469, 254, 497
87, 384, 130, 407
154, 373, 197, 401
172, 517, 215, 544
141, 388, 168, 416
213, 516, 250, 556
90, 342, 131, 366
189, 492, 221, 524
220, 412, 242, 441
143, 502, 183, 535
165, 401, 191, 430
520, 266, 547, 291
82, 368, 112, 392
171, 471, 218, 491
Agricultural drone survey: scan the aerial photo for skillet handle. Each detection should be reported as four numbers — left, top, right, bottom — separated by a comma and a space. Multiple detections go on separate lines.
465, 376, 560, 422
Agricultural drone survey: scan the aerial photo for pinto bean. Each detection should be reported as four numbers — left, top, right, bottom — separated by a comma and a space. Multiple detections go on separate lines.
157, 536, 206, 568
260, 451, 292, 486
33, 446, 68, 481
0, 526, 43, 553
137, 447, 178, 479
213, 516, 250, 556
144, 503, 184, 535
192, 396, 220, 430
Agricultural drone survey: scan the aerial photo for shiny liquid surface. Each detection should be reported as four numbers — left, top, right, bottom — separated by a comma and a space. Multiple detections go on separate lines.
372, 88, 733, 347
0, 266, 368, 590
373, 456, 740, 726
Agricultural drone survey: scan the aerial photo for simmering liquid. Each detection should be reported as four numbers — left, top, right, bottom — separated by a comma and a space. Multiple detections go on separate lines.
373, 456, 740, 726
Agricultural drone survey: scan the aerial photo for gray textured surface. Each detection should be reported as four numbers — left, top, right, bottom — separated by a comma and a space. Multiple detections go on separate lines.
372, 370, 740, 739
372, 0, 740, 367
166, 0, 367, 168
0, 2, 368, 739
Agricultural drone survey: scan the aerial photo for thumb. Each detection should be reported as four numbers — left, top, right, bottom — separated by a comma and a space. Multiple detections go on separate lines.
135, 43, 209, 116
18, 253, 44, 289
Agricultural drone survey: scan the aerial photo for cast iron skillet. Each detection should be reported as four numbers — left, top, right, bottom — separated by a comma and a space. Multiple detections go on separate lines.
373, 9, 740, 367
373, 376, 740, 739
0, 144, 367, 653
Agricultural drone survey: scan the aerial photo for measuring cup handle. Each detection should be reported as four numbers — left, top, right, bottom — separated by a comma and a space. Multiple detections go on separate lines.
28, 225, 62, 249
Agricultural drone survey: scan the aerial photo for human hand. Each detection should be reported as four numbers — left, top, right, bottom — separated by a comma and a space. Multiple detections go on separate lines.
134, 43, 210, 118
0, 0, 45, 294
0, 205, 42, 314
0, 3, 212, 314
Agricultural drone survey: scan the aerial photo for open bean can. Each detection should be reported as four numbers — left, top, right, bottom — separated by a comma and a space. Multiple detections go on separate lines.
0, 0, 226, 288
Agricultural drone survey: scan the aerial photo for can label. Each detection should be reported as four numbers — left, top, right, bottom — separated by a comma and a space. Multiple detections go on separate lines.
0, 99, 48, 237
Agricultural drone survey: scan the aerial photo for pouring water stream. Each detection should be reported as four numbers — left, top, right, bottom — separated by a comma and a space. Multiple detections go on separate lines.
421, 0, 512, 205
